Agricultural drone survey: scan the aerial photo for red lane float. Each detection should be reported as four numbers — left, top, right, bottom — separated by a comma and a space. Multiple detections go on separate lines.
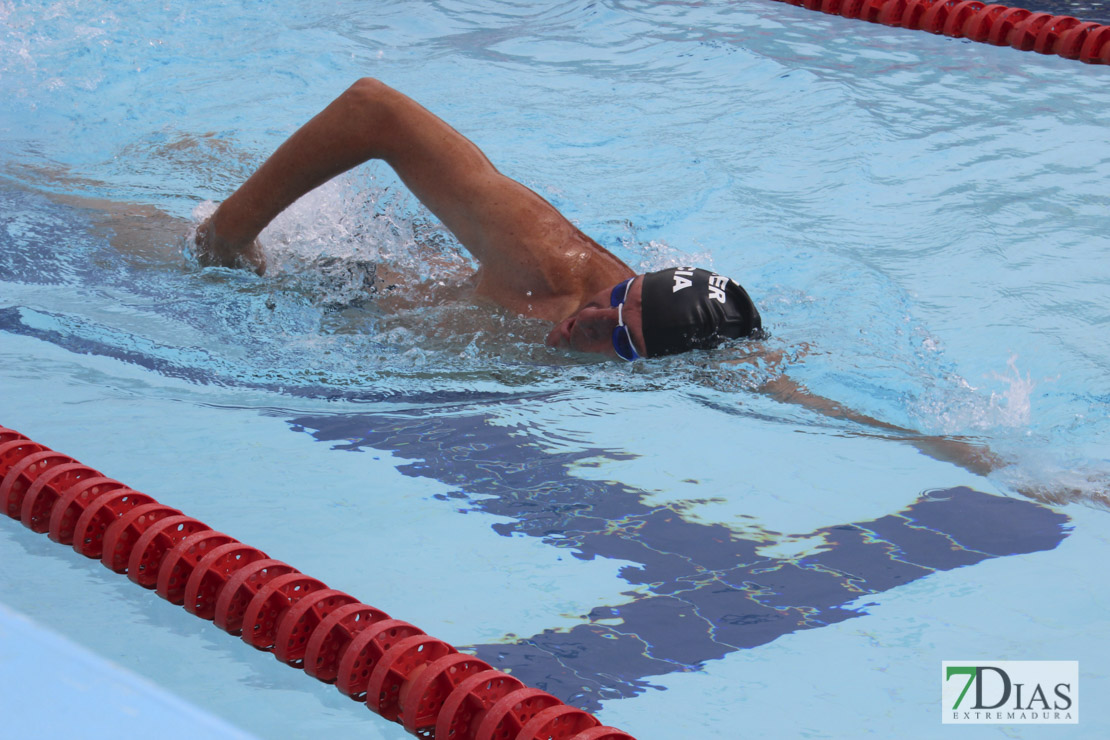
273, 588, 358, 666
778, 0, 1110, 64
435, 670, 528, 740
128, 515, 211, 588
0, 426, 636, 739
368, 635, 456, 721
400, 653, 494, 734
20, 462, 99, 532
474, 688, 565, 740
73, 489, 157, 559
337, 619, 426, 699
156, 530, 236, 603
964, 5, 1009, 42
213, 557, 295, 634
304, 602, 391, 682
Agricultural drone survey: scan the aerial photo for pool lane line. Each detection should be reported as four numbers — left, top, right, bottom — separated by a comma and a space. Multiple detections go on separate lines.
0, 426, 636, 740
768, 0, 1110, 64
292, 410, 1071, 711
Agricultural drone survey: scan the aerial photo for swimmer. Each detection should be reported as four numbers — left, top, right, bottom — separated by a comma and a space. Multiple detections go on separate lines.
19, 79, 1071, 501
192, 80, 1092, 501
195, 78, 762, 361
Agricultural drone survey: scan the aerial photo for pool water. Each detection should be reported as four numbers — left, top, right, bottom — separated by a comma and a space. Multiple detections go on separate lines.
2, 1, 1109, 738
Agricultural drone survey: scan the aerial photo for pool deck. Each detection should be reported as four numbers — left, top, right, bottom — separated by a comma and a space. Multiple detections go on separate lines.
0, 601, 256, 740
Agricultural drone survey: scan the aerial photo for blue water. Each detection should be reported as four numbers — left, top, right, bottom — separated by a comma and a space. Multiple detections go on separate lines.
2, 1, 1109, 738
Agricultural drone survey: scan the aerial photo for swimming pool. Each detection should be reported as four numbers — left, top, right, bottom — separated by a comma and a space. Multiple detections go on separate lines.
2, 0, 1109, 737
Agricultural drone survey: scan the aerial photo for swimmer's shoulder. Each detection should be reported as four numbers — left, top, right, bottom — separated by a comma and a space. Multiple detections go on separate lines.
474, 233, 632, 321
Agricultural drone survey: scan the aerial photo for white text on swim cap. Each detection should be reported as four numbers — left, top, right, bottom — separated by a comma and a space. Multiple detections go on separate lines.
708, 273, 729, 304
672, 269, 694, 293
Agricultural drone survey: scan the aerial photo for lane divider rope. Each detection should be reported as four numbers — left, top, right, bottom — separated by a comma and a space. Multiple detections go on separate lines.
770, 0, 1110, 64
0, 426, 636, 740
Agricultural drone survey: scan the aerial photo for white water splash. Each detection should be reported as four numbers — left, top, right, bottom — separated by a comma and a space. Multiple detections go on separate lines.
916, 354, 1037, 436
984, 355, 1037, 430
189, 171, 472, 308
633, 238, 714, 273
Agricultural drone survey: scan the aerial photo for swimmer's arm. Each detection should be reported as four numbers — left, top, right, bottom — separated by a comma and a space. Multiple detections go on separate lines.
758, 373, 1003, 477
17, 186, 190, 265
200, 78, 580, 284
761, 377, 1100, 505
3, 165, 191, 264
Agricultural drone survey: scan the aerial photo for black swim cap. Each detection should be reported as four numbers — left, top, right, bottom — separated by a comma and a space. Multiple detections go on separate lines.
640, 267, 762, 358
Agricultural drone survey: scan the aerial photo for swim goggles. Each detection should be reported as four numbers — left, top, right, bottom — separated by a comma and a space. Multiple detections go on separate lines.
610, 277, 641, 362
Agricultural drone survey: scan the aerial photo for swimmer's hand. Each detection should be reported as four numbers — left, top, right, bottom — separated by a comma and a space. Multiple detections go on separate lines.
194, 218, 267, 275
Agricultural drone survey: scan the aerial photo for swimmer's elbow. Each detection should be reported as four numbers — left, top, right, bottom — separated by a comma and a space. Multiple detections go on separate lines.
339, 78, 393, 119
347, 77, 390, 100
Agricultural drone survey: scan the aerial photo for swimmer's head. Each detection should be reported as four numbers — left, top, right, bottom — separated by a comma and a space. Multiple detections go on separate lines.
639, 267, 762, 358
545, 267, 761, 360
